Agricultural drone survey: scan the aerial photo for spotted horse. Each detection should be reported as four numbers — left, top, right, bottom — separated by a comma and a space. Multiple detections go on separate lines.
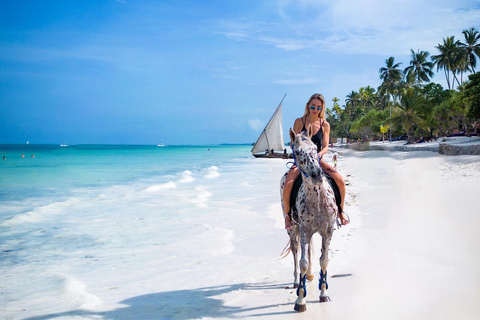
279, 127, 338, 312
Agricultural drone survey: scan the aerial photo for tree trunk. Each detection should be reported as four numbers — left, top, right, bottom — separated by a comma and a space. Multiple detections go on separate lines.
445, 69, 451, 90
453, 72, 460, 88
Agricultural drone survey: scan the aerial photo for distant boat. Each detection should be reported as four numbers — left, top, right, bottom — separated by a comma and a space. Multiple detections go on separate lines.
157, 143, 165, 147
251, 94, 292, 159
26, 141, 29, 144
60, 142, 68, 147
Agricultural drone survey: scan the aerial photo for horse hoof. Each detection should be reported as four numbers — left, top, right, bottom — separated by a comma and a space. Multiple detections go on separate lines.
319, 295, 331, 303
294, 303, 307, 312
306, 274, 314, 281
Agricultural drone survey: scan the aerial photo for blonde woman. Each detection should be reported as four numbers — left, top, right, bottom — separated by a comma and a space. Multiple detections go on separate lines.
283, 93, 349, 229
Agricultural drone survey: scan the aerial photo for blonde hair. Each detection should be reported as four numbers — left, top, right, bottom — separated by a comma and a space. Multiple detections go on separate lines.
302, 93, 326, 119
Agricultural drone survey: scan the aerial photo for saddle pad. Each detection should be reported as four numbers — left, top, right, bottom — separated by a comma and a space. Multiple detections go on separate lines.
290, 173, 342, 221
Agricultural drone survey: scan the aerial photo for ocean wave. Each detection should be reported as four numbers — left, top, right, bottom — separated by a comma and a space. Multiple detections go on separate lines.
178, 170, 195, 183
0, 198, 80, 227
142, 181, 177, 192
204, 166, 220, 179
1, 211, 44, 226
185, 186, 212, 208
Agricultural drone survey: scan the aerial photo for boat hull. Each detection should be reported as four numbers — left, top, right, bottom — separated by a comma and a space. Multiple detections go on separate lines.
252, 153, 292, 159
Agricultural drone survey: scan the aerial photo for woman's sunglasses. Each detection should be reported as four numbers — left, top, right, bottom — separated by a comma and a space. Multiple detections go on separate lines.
310, 105, 322, 111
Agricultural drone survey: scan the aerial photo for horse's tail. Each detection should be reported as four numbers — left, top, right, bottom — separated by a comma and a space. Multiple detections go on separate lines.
278, 232, 315, 260
278, 231, 302, 259
279, 239, 292, 259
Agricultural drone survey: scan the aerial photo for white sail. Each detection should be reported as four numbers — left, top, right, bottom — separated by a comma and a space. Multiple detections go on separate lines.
251, 103, 285, 154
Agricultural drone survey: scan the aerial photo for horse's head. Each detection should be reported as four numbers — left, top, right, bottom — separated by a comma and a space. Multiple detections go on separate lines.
289, 127, 323, 182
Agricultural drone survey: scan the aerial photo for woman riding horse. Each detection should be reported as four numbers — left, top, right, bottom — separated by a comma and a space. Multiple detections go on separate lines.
282, 93, 349, 229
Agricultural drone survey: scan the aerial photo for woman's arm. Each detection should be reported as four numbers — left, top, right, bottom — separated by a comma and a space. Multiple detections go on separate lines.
290, 118, 303, 147
319, 121, 330, 158
293, 118, 303, 134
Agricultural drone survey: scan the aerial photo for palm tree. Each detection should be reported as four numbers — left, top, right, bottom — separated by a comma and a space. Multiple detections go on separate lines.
379, 57, 403, 141
376, 90, 389, 110
345, 91, 361, 121
432, 36, 462, 89
345, 91, 360, 107
459, 27, 480, 73
359, 86, 376, 111
379, 57, 403, 99
455, 52, 470, 84
391, 88, 427, 143
403, 49, 434, 86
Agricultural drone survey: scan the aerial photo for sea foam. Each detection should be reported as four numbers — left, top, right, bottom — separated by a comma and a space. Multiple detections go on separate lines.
62, 276, 104, 310
204, 166, 220, 179
142, 181, 177, 192
178, 170, 195, 183
186, 186, 212, 208
0, 198, 80, 226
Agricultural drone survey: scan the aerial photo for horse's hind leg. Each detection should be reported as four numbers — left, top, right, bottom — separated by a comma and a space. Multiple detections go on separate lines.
319, 231, 333, 302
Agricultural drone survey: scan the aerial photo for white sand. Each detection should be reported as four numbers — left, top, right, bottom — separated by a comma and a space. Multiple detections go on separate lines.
336, 150, 480, 320
189, 149, 480, 320
4, 150, 480, 320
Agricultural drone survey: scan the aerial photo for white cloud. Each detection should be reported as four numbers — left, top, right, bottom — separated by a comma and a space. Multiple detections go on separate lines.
248, 118, 263, 131
216, 0, 480, 56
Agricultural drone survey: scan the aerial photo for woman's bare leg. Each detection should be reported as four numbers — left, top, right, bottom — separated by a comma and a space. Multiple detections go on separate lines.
321, 161, 349, 225
283, 166, 300, 228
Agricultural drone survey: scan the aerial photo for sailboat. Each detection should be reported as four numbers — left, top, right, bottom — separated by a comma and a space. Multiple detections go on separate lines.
251, 94, 292, 159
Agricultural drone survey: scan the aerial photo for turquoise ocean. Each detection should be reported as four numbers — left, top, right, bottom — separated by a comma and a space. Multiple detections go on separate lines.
0, 144, 253, 205
0, 143, 291, 319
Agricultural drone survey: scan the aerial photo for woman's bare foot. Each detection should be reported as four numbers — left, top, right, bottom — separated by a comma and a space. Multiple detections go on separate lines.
339, 211, 350, 226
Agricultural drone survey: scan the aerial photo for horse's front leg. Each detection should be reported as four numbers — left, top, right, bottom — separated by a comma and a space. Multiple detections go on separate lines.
294, 228, 311, 312
319, 229, 333, 302
307, 239, 314, 282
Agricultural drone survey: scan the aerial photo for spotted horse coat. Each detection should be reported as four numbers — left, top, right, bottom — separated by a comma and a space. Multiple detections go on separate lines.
279, 126, 338, 312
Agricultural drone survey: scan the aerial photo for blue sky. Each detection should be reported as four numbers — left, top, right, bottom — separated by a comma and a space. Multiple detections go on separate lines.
1, 0, 479, 145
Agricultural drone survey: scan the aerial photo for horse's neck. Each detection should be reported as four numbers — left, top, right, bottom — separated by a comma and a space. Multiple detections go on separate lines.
303, 177, 330, 199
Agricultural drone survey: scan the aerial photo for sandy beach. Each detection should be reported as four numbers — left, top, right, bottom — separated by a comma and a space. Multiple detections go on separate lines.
2, 146, 480, 320
203, 149, 480, 320
332, 149, 480, 319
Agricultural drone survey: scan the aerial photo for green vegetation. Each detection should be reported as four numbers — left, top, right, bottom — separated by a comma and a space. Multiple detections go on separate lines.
327, 27, 480, 143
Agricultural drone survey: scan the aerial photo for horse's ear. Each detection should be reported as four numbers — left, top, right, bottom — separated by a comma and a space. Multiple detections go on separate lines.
307, 125, 314, 139
289, 128, 296, 142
